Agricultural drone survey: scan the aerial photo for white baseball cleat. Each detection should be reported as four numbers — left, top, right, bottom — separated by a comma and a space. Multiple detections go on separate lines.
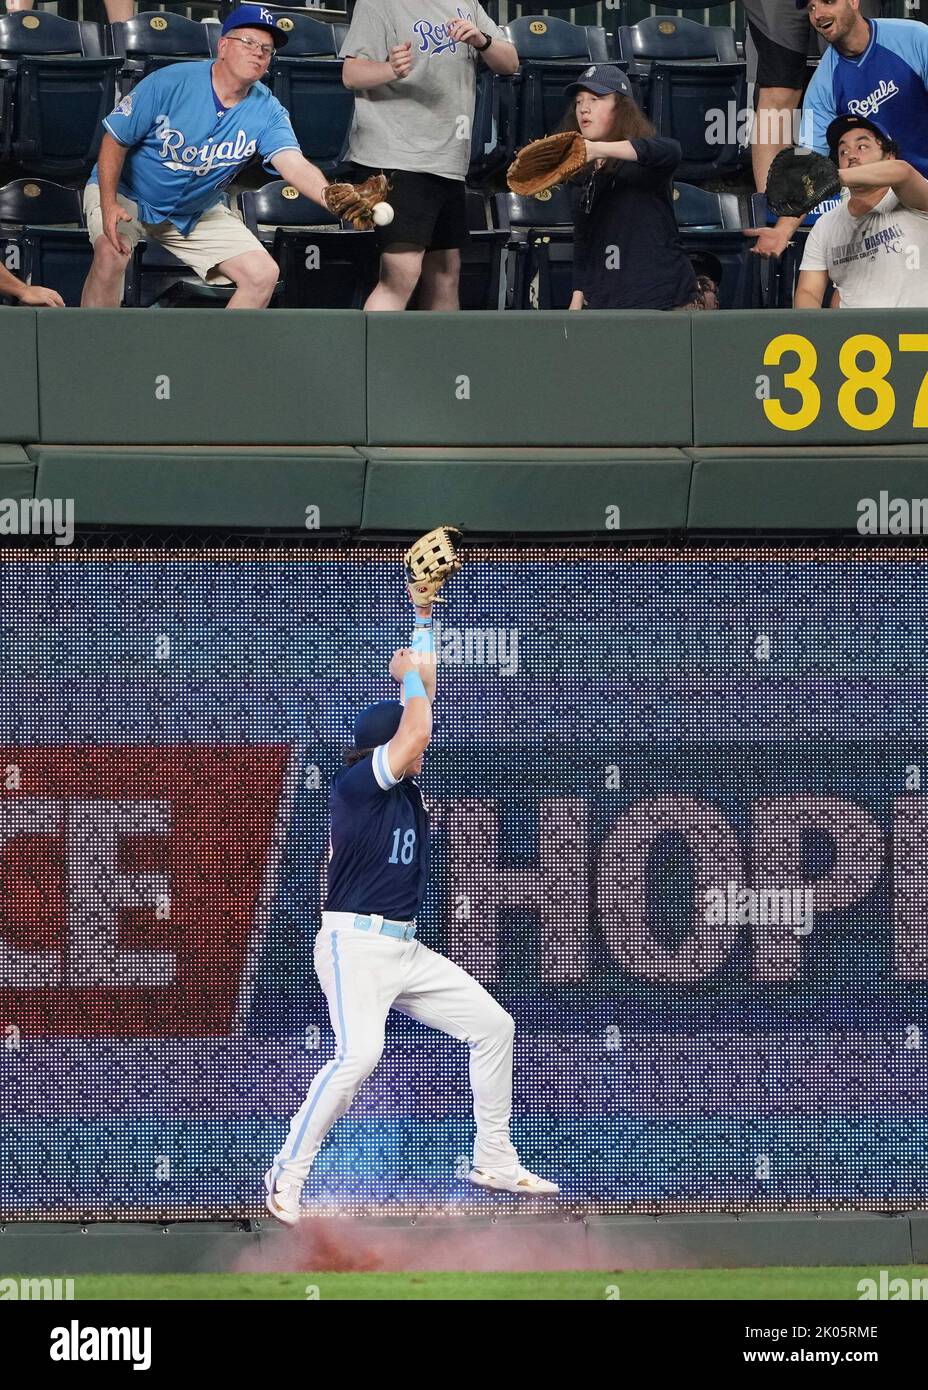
467, 1166, 560, 1196
264, 1169, 304, 1226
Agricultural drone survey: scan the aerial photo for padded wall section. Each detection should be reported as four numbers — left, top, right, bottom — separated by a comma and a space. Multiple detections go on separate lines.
28, 446, 366, 527
37, 311, 366, 445
360, 448, 691, 531
366, 313, 693, 446
687, 446, 928, 532
0, 314, 39, 442
693, 311, 928, 446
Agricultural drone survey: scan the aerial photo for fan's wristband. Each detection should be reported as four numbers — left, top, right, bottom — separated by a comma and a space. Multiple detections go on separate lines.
403, 670, 428, 701
411, 617, 434, 658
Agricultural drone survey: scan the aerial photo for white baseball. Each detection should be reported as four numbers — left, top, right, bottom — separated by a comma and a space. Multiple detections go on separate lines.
372, 202, 394, 227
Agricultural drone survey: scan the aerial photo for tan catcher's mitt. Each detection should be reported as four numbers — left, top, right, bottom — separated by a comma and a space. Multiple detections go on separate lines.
323, 174, 390, 229
404, 526, 463, 606
506, 130, 588, 197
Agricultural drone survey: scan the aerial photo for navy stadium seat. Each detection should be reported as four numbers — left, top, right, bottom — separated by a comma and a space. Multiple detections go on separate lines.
0, 176, 91, 306
672, 180, 754, 309
108, 13, 213, 91
502, 15, 613, 145
239, 177, 376, 308
616, 16, 747, 183
500, 185, 578, 310
265, 13, 353, 175
747, 189, 840, 308
0, 13, 122, 180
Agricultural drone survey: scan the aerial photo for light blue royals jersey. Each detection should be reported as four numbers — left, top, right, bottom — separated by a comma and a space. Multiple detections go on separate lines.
324, 745, 430, 922
803, 19, 928, 177
88, 59, 300, 234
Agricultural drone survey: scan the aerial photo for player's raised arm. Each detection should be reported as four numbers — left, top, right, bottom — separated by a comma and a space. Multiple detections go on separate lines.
385, 648, 433, 780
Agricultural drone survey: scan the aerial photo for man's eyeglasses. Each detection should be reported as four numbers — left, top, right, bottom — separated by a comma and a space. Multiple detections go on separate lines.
227, 33, 275, 58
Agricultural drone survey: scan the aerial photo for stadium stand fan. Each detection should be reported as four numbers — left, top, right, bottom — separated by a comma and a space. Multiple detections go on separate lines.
501, 14, 614, 146
672, 181, 754, 309
0, 175, 90, 306
615, 15, 748, 183
107, 12, 214, 92
239, 177, 376, 308
263, 11, 354, 175
0, 12, 121, 181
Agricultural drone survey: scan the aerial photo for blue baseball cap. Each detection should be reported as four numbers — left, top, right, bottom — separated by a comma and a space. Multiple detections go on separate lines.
220, 4, 289, 48
353, 700, 403, 750
565, 64, 632, 100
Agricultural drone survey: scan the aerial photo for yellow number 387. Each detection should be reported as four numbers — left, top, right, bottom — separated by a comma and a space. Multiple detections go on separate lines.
762, 333, 928, 432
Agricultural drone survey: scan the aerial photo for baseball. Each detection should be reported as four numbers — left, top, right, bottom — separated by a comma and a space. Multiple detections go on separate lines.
372, 202, 394, 227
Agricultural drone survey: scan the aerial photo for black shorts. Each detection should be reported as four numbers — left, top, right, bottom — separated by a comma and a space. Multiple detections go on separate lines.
339, 162, 470, 254
747, 20, 809, 91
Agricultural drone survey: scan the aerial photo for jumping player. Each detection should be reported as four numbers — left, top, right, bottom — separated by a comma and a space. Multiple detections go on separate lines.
264, 551, 558, 1223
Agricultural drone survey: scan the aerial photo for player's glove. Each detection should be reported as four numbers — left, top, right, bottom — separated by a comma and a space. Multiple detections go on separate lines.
765, 148, 842, 217
404, 525, 463, 606
323, 174, 391, 229
506, 131, 588, 197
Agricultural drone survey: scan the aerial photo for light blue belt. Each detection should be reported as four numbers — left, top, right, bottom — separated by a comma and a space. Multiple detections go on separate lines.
353, 913, 417, 942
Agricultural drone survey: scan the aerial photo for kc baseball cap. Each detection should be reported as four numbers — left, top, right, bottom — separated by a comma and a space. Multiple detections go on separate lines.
221, 4, 289, 48
826, 114, 899, 159
353, 700, 403, 750
564, 64, 632, 100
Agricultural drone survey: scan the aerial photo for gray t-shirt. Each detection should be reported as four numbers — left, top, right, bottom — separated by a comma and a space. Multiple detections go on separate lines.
800, 188, 928, 307
339, 0, 508, 180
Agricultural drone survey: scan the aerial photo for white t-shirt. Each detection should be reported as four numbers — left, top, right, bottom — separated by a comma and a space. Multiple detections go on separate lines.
800, 188, 928, 307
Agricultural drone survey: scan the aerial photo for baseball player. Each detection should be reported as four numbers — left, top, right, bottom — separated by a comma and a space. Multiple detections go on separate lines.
265, 531, 558, 1224
80, 4, 333, 308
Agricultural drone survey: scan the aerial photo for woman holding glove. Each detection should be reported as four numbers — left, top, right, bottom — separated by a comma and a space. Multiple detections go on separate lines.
564, 65, 701, 311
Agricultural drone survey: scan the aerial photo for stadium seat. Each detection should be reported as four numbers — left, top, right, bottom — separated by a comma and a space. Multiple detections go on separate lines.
502, 14, 613, 145
499, 185, 577, 310
616, 16, 747, 183
0, 13, 122, 180
265, 13, 353, 175
239, 177, 375, 309
0, 176, 91, 306
467, 62, 518, 189
108, 13, 213, 91
672, 181, 754, 310
747, 190, 840, 308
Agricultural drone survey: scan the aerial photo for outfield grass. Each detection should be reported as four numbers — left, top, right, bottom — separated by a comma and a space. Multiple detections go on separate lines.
70, 1266, 928, 1301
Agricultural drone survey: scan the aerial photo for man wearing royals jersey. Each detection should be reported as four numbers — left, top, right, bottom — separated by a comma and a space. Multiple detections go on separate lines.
80, 5, 332, 307
265, 588, 558, 1224
747, 1, 928, 258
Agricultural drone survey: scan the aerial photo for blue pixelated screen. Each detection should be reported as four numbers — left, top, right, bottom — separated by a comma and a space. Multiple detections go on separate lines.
1, 546, 926, 1218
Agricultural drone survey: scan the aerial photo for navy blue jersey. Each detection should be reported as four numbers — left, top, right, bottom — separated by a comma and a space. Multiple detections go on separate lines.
324, 743, 430, 920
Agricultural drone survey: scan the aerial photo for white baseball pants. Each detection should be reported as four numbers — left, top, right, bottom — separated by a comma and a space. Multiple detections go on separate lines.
271, 916, 521, 1187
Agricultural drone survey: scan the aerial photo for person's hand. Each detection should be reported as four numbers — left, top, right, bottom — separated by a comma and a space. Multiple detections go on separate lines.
388, 41, 413, 78
103, 202, 133, 257
389, 647, 419, 682
446, 17, 483, 45
413, 601, 433, 618
583, 139, 603, 162
743, 225, 794, 259
16, 283, 64, 307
